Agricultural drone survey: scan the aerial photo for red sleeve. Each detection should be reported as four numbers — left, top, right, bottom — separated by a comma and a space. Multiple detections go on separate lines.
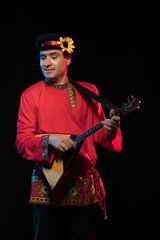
15, 91, 54, 163
91, 85, 122, 152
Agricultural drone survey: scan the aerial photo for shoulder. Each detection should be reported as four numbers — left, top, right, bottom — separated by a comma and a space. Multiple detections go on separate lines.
22, 80, 45, 98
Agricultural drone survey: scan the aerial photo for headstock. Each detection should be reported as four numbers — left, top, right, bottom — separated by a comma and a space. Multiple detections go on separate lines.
115, 95, 141, 116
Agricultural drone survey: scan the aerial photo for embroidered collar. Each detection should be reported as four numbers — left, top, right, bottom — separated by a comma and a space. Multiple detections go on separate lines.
45, 78, 70, 89
44, 79, 76, 108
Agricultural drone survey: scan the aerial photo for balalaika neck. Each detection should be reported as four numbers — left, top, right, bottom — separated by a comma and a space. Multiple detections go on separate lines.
70, 108, 121, 143
70, 121, 104, 143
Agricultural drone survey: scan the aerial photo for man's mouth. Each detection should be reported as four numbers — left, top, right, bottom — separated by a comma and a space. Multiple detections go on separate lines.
44, 68, 55, 72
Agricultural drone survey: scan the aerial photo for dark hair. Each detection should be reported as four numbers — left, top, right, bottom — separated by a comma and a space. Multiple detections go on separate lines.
63, 51, 71, 59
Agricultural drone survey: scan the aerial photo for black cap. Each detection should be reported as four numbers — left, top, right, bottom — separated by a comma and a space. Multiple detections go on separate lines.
35, 33, 66, 52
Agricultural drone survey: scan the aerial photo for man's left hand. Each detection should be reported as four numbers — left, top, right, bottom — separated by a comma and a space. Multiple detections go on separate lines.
102, 109, 120, 135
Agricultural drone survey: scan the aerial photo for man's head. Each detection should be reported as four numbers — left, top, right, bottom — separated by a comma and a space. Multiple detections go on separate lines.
35, 33, 75, 83
39, 49, 71, 81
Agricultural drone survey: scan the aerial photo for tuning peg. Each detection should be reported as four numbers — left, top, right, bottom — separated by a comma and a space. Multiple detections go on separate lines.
127, 95, 135, 102
138, 100, 141, 110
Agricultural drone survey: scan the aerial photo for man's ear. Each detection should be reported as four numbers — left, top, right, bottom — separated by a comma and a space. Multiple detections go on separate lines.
66, 55, 71, 66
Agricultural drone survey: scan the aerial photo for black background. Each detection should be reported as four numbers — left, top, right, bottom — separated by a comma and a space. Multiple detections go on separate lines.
1, 5, 159, 240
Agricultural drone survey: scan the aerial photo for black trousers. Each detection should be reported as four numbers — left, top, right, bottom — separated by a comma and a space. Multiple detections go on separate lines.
32, 204, 98, 240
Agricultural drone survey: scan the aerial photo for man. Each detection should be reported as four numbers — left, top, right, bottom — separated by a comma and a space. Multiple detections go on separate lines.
16, 33, 122, 240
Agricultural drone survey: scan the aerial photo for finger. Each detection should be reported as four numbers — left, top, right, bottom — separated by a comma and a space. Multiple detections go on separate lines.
64, 141, 73, 149
104, 119, 118, 128
60, 145, 70, 152
111, 120, 119, 128
112, 116, 120, 127
108, 117, 120, 127
61, 138, 76, 152
67, 138, 76, 147
110, 109, 115, 118
57, 139, 68, 151
57, 145, 65, 152
112, 115, 119, 120
65, 136, 75, 145
61, 137, 73, 149
73, 143, 78, 150
103, 120, 119, 134
112, 115, 120, 122
103, 125, 112, 131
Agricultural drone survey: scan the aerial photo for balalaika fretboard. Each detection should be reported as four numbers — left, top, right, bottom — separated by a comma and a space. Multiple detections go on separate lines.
70, 122, 104, 143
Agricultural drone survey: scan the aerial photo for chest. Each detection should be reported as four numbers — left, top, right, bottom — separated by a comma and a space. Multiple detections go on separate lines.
35, 88, 94, 134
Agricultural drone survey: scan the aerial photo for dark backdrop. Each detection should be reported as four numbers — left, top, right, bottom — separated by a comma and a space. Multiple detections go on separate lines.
1, 6, 159, 240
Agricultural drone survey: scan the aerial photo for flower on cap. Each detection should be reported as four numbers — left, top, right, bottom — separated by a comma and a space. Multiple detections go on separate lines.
57, 37, 75, 54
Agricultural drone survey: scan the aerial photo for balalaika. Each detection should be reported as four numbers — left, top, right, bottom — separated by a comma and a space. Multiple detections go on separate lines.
36, 95, 141, 190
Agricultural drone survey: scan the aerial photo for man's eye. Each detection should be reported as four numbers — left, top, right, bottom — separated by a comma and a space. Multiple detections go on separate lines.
40, 56, 46, 60
51, 56, 58, 59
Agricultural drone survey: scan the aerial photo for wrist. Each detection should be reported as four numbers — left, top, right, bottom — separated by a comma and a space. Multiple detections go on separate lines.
107, 127, 119, 136
48, 135, 52, 145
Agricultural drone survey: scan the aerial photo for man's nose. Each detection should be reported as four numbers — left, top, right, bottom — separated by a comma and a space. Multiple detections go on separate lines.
45, 57, 52, 66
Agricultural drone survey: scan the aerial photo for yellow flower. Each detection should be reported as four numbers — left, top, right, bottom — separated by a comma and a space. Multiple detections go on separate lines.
57, 36, 75, 54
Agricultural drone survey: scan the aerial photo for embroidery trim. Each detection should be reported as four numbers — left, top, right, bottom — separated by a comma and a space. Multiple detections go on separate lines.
30, 175, 96, 205
68, 83, 76, 108
42, 135, 49, 162
29, 167, 106, 217
45, 79, 76, 108
47, 83, 70, 89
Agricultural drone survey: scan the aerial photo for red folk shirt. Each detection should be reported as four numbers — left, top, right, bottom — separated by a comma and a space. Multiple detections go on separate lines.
15, 80, 122, 218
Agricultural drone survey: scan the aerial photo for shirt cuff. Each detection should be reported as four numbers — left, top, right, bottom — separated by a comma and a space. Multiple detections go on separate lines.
42, 135, 54, 163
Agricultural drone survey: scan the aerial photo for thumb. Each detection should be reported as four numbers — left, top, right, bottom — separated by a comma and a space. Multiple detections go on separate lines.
110, 109, 115, 118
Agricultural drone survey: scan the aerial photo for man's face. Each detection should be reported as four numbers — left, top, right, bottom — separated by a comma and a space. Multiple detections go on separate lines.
40, 49, 70, 81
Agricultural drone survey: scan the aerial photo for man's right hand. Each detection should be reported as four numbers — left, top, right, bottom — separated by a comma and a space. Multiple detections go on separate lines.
48, 134, 77, 153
